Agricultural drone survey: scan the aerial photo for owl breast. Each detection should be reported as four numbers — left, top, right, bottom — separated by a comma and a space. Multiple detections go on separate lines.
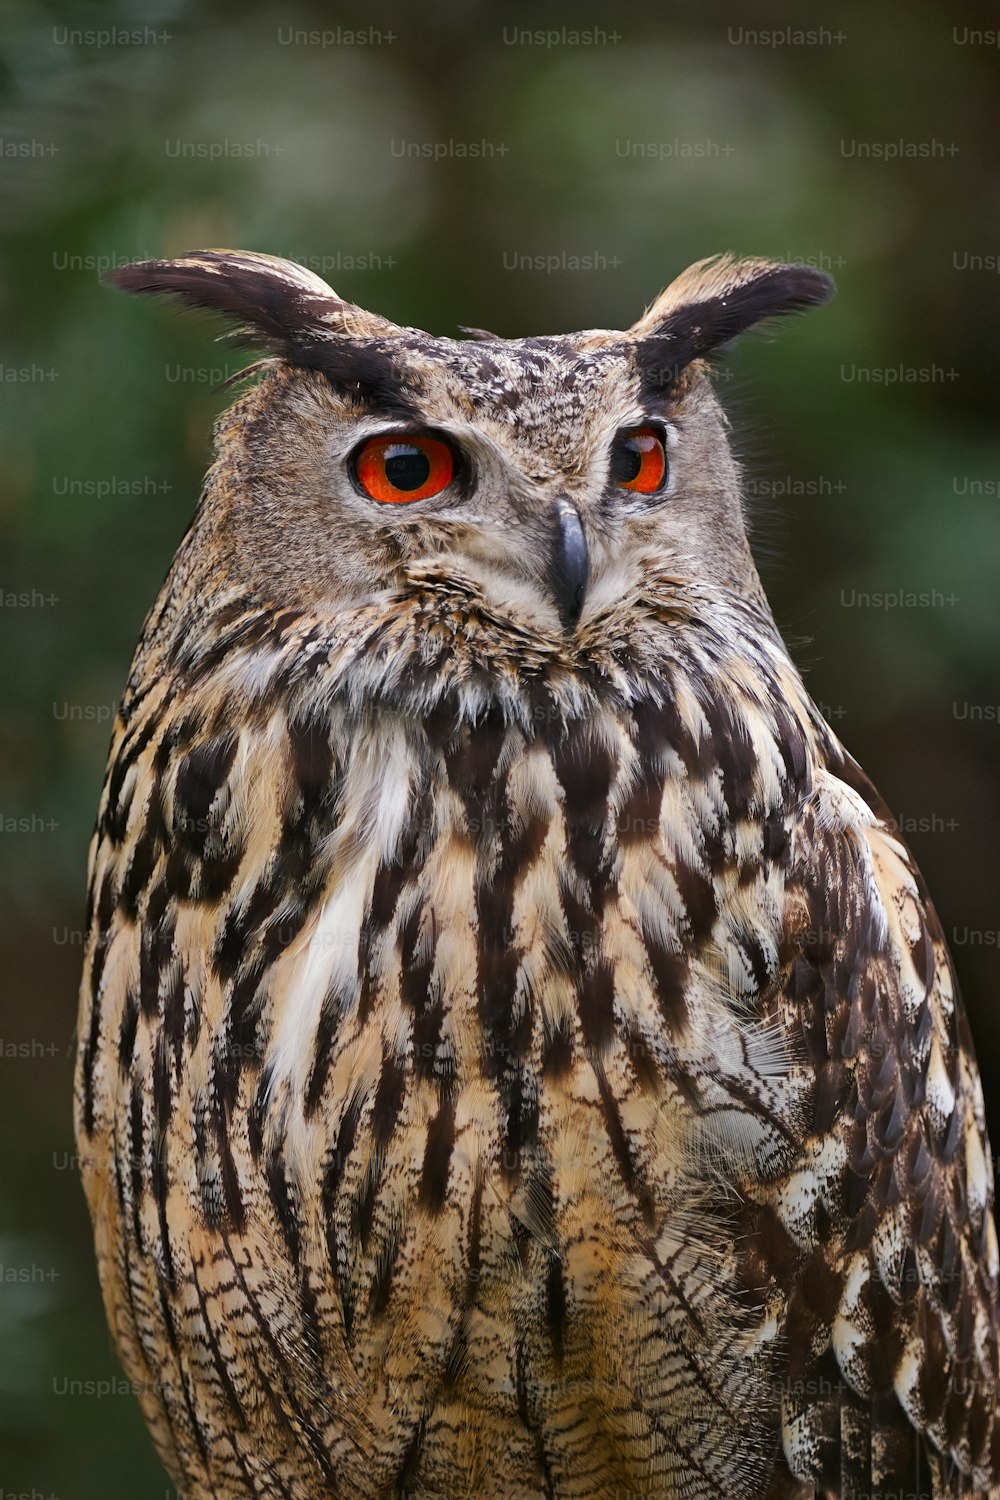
223, 672, 814, 1498
78, 645, 822, 1499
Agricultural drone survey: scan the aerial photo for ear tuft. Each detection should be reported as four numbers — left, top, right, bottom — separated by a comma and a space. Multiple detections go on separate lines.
458, 325, 502, 342
630, 253, 835, 390
106, 249, 395, 360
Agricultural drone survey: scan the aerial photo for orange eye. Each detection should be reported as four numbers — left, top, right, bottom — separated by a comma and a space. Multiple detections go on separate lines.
612, 426, 667, 494
354, 433, 455, 504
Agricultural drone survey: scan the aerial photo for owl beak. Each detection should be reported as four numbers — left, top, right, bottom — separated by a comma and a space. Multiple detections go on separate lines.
549, 501, 589, 632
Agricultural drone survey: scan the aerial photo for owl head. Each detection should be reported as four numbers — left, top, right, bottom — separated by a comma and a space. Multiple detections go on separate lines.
110, 250, 832, 697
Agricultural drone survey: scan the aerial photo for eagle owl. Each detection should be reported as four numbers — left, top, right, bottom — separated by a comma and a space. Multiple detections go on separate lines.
75, 250, 999, 1500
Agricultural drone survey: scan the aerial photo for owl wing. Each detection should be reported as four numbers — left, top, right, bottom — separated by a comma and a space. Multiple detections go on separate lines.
755, 735, 1000, 1499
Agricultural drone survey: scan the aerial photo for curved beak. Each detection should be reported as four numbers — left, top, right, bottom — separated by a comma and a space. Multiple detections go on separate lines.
549, 501, 589, 632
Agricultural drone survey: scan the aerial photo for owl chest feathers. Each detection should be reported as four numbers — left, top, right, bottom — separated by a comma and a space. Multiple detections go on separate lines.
81, 636, 830, 1494
252, 672, 806, 1139
219, 652, 821, 1318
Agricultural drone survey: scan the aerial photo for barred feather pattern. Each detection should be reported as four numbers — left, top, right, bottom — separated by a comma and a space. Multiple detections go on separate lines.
77, 571, 999, 1500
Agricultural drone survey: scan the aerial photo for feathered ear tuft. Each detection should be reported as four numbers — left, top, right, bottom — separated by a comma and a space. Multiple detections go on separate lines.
630, 254, 835, 391
106, 250, 421, 413
106, 249, 397, 359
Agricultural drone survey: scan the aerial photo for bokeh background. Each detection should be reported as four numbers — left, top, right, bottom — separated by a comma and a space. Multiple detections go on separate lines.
2, 0, 999, 1493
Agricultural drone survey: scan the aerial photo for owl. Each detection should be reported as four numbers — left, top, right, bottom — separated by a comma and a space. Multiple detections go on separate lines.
75, 249, 999, 1500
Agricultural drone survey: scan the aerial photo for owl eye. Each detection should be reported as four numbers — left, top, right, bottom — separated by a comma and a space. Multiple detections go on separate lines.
611, 425, 668, 494
354, 433, 455, 504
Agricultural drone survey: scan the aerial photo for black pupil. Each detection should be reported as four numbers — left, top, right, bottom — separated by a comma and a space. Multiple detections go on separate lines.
612, 438, 643, 484
385, 445, 431, 491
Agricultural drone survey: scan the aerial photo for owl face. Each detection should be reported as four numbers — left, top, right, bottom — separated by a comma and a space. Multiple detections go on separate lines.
112, 250, 833, 664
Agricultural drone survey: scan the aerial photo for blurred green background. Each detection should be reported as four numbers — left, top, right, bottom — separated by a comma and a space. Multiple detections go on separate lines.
1, 0, 999, 1493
